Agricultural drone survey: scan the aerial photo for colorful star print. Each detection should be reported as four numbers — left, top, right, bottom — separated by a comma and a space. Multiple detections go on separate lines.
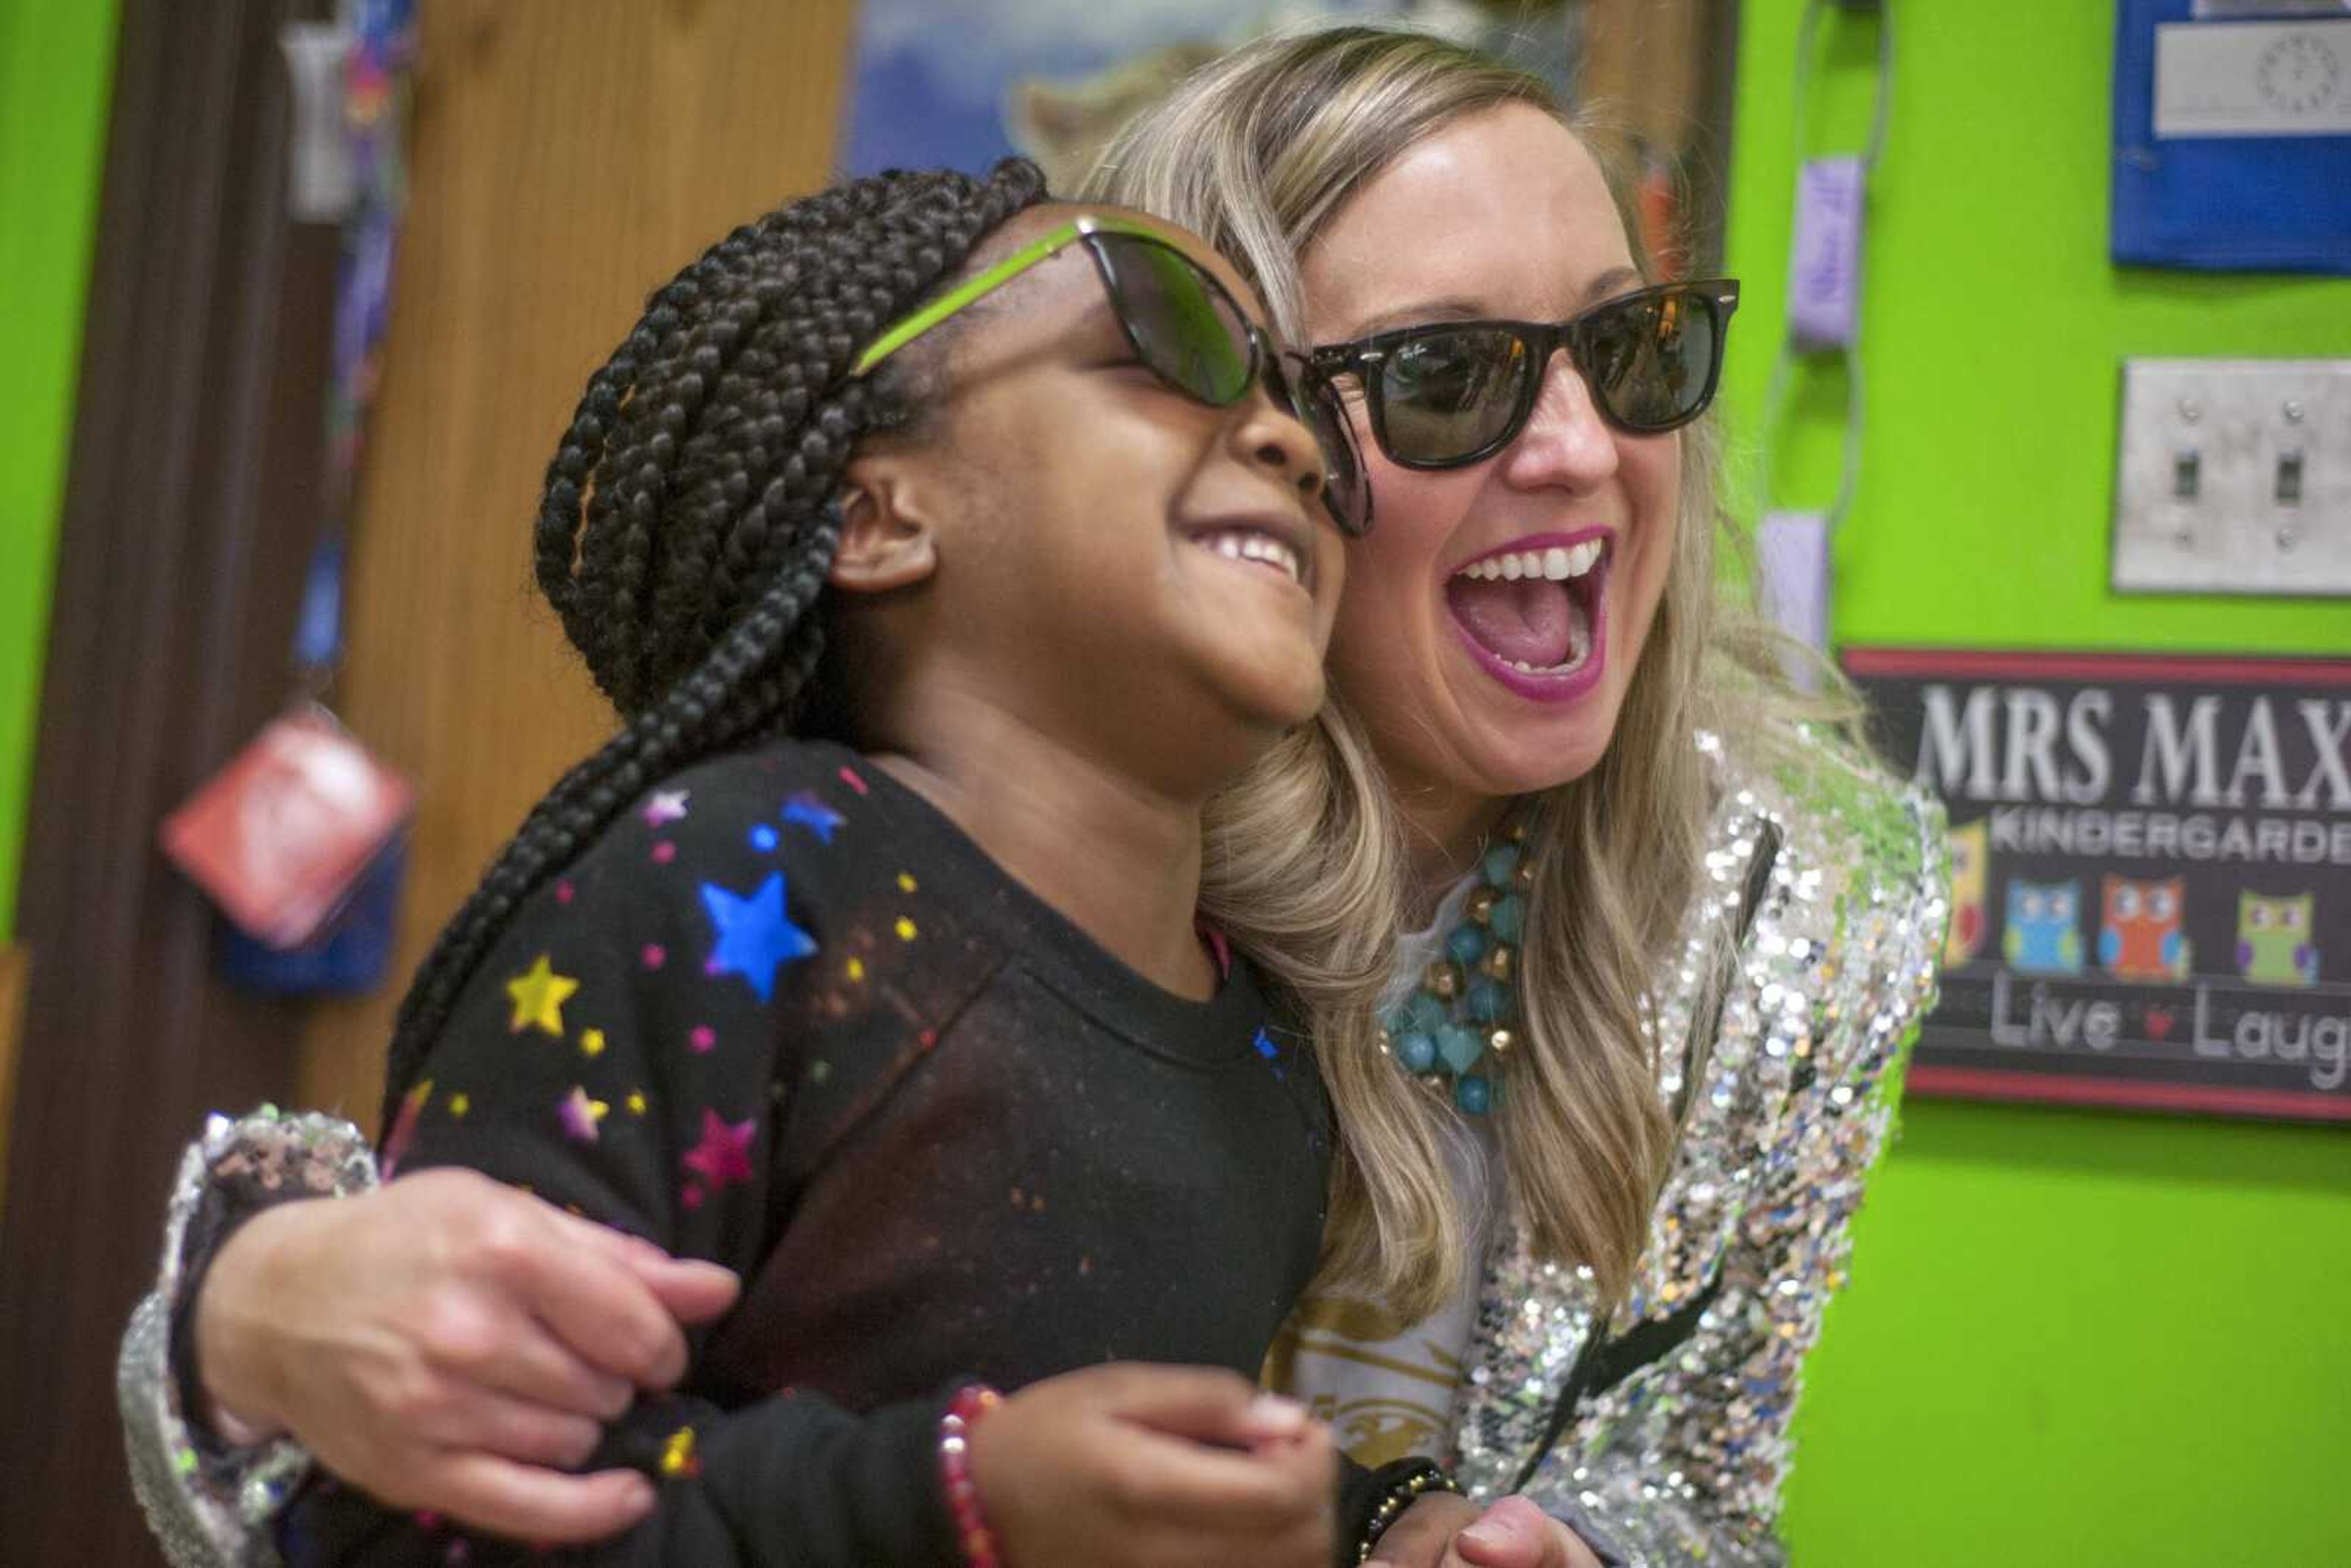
505, 954, 578, 1037
558, 1086, 610, 1142
682, 1108, 758, 1192
700, 872, 816, 1002
641, 788, 690, 827
659, 1425, 702, 1479
782, 792, 843, 844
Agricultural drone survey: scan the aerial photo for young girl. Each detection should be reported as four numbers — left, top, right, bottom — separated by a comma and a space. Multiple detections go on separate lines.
274, 159, 1406, 1565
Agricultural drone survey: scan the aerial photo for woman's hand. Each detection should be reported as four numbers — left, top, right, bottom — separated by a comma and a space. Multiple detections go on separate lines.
1366, 1492, 1603, 1568
193, 1168, 740, 1542
970, 1364, 1335, 1568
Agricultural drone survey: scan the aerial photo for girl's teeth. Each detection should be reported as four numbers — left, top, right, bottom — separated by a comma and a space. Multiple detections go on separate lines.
1458, 540, 1607, 582
1199, 529, 1301, 583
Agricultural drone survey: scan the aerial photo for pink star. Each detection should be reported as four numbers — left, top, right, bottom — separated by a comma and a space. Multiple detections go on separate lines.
557, 1086, 609, 1144
641, 789, 690, 828
681, 1108, 757, 1193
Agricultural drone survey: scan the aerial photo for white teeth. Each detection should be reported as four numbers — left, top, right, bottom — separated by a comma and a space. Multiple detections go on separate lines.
1198, 528, 1302, 585
1458, 540, 1606, 583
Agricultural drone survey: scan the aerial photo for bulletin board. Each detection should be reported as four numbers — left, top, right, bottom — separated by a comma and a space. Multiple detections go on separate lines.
1848, 646, 2351, 1122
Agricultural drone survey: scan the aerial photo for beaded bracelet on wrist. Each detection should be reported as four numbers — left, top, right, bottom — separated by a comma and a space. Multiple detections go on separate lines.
1354, 1461, 1465, 1564
938, 1382, 1005, 1567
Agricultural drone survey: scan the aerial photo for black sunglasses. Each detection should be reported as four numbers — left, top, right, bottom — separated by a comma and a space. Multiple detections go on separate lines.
857, 216, 1371, 535
1309, 279, 1741, 470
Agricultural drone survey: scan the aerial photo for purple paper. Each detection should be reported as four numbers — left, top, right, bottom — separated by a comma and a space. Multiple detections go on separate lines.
1758, 510, 1831, 690
1788, 156, 1865, 350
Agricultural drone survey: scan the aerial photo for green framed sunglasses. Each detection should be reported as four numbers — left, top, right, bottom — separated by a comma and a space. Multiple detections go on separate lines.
855, 213, 1370, 534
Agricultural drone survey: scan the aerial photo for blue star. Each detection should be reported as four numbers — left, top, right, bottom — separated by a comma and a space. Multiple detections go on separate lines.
699, 872, 816, 1002
1254, 1027, 1285, 1080
781, 791, 843, 844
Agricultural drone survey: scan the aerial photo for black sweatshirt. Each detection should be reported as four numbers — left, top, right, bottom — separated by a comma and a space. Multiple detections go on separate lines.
280, 738, 1384, 1565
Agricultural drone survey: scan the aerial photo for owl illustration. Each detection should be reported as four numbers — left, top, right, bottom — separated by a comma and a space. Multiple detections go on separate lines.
2098, 874, 2190, 982
2237, 891, 2320, 987
1942, 819, 1988, 969
2002, 879, 2082, 975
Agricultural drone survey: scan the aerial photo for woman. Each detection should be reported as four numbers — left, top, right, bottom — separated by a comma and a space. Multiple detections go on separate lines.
122, 27, 1942, 1568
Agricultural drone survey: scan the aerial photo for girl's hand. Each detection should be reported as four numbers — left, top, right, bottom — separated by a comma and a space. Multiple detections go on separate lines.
1367, 1493, 1604, 1568
969, 1364, 1335, 1568
193, 1168, 740, 1542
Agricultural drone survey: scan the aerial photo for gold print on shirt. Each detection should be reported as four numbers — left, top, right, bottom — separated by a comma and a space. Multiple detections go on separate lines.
1263, 1292, 1466, 1466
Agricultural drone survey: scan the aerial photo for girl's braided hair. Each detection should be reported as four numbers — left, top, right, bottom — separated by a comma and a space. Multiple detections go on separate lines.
381, 159, 1050, 1125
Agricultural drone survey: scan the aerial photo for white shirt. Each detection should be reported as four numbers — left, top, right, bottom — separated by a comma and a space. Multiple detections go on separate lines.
1265, 872, 1503, 1467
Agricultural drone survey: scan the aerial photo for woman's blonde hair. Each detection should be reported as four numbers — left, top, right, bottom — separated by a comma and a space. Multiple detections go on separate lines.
1084, 25, 1853, 1318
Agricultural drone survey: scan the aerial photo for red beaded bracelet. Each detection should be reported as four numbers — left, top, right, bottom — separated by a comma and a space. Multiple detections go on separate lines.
938, 1382, 1005, 1567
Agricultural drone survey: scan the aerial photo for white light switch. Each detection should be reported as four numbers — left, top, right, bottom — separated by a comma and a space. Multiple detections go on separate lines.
2110, 358, 2351, 598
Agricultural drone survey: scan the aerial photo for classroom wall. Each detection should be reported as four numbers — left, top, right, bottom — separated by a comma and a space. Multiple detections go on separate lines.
1720, 5, 2351, 1563
0, 0, 119, 940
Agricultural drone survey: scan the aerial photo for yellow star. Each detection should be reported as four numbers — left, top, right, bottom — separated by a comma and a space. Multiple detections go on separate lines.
894, 917, 917, 942
896, 872, 918, 893
506, 954, 579, 1036
625, 1090, 648, 1116
449, 1093, 471, 1117
580, 1027, 607, 1059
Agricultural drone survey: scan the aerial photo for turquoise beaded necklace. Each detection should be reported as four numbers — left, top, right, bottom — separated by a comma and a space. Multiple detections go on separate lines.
1380, 819, 1531, 1115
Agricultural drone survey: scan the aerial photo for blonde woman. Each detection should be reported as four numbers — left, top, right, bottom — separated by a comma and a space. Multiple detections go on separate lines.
120, 27, 1942, 1568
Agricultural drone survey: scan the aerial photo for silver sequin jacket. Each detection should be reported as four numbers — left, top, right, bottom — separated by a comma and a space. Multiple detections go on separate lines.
1447, 730, 1947, 1565
119, 731, 1946, 1568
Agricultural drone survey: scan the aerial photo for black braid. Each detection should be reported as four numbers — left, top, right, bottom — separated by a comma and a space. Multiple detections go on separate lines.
388, 160, 1050, 1125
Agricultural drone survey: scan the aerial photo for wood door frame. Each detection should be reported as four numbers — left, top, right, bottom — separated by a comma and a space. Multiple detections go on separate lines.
0, 0, 333, 1558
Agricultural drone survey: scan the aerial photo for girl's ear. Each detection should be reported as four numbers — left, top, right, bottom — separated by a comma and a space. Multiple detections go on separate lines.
827, 470, 938, 595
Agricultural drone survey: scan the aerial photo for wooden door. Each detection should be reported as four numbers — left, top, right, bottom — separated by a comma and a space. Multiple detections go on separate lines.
298, 0, 858, 1125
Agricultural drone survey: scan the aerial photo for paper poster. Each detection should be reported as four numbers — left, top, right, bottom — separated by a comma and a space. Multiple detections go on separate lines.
1848, 647, 2351, 1123
837, 0, 1574, 190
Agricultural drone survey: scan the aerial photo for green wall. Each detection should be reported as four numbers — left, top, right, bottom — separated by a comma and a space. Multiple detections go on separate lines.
0, 0, 119, 939
1722, 5, 2351, 1563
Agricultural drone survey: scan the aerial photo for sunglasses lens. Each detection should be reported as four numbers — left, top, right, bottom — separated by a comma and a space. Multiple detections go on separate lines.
1376, 326, 1530, 462
1281, 356, 1371, 536
1585, 288, 1719, 432
1095, 233, 1253, 405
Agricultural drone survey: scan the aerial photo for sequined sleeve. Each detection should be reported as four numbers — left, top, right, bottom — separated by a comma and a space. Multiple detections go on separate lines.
118, 1108, 380, 1568
1492, 757, 1948, 1567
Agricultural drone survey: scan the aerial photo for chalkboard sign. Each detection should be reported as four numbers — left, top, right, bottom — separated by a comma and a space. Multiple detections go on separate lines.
1845, 648, 2351, 1123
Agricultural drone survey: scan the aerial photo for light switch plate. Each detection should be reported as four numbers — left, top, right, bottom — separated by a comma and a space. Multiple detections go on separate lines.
2110, 358, 2351, 597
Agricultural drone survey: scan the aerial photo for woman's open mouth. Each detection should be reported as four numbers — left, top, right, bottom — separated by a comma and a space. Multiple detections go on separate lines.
1444, 530, 1610, 700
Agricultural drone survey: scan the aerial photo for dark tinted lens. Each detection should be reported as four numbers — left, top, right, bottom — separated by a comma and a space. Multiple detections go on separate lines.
1281, 356, 1371, 536
1094, 233, 1252, 405
1376, 326, 1529, 460
1583, 288, 1719, 431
